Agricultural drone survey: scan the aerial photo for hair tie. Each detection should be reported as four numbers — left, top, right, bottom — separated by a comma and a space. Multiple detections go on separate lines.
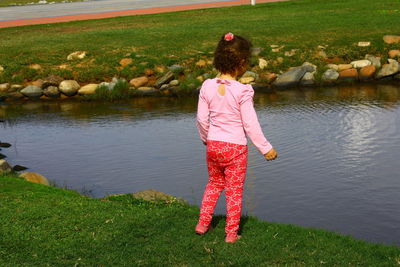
224, 32, 234, 41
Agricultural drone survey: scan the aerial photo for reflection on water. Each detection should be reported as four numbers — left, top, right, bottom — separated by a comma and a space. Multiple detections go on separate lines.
1, 84, 400, 246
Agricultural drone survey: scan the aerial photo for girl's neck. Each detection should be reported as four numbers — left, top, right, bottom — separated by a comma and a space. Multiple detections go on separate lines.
219, 73, 237, 81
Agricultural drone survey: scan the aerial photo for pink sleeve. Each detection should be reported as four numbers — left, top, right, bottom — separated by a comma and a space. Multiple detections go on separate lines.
196, 82, 210, 143
240, 85, 273, 155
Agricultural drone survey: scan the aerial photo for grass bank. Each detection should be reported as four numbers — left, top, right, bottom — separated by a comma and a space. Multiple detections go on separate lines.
1, 174, 399, 266
0, 0, 399, 87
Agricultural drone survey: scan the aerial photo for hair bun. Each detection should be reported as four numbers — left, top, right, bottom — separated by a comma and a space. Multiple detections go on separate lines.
224, 32, 234, 41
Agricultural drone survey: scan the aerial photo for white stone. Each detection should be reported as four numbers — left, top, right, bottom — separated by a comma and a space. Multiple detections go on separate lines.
239, 77, 255, 84
302, 62, 317, 73
67, 51, 87, 60
350, 59, 371, 69
300, 72, 315, 86
259, 58, 268, 70
358, 42, 371, 47
59, 80, 80, 96
326, 64, 339, 71
365, 55, 381, 69
169, 80, 179, 86
78, 84, 98, 95
322, 69, 339, 81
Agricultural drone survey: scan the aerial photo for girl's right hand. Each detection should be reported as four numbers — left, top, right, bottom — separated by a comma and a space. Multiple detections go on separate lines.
264, 148, 278, 161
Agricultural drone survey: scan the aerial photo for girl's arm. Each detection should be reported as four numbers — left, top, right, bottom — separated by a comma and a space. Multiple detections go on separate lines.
240, 85, 273, 155
196, 86, 210, 144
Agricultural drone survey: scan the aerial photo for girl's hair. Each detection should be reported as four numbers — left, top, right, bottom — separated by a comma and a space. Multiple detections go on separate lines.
213, 33, 252, 76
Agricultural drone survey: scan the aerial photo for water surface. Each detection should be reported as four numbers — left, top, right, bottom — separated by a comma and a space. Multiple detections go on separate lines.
1, 83, 399, 246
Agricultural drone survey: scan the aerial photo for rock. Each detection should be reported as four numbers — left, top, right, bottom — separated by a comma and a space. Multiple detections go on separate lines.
129, 76, 149, 88
0, 159, 12, 174
11, 84, 23, 91
284, 49, 297, 57
136, 87, 158, 95
365, 55, 381, 69
322, 69, 339, 82
129, 76, 148, 88
28, 64, 42, 70
196, 75, 204, 82
326, 64, 339, 71
337, 64, 353, 71
78, 84, 98, 95
119, 58, 133, 67
259, 58, 268, 70
43, 86, 60, 98
6, 92, 24, 100
159, 84, 170, 91
195, 59, 207, 67
155, 65, 166, 73
383, 35, 400, 44
239, 77, 255, 84
350, 59, 371, 69
67, 51, 87, 60
20, 85, 43, 98
300, 72, 315, 86
316, 50, 327, 58
131, 189, 187, 204
358, 42, 370, 47
31, 79, 44, 88
251, 47, 263, 56
302, 62, 317, 73
169, 80, 179, 86
155, 71, 175, 88
359, 65, 376, 80
260, 72, 277, 83
99, 82, 111, 90
12, 165, 28, 172
144, 68, 154, 76
338, 68, 358, 81
242, 71, 258, 80
271, 45, 285, 52
0, 83, 10, 93
168, 64, 184, 73
376, 59, 400, 79
0, 65, 4, 72
388, 50, 400, 58
273, 65, 313, 88
19, 172, 50, 186
42, 75, 64, 88
0, 142, 11, 148
59, 80, 80, 96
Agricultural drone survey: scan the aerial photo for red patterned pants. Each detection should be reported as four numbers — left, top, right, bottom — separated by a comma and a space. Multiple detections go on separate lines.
198, 140, 248, 237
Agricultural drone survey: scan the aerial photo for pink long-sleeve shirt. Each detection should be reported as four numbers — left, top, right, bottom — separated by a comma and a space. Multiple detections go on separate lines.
196, 78, 273, 155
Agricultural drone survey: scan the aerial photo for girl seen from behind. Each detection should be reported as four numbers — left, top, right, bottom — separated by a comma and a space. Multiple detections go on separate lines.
195, 32, 278, 243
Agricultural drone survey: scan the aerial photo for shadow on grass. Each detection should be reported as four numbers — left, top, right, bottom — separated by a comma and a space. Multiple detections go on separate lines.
210, 215, 249, 235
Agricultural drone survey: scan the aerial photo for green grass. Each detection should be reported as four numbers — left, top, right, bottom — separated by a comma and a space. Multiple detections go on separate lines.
1, 174, 399, 266
0, 0, 399, 86
0, 0, 85, 7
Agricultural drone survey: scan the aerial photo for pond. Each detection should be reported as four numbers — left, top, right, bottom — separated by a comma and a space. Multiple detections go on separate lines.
1, 83, 400, 246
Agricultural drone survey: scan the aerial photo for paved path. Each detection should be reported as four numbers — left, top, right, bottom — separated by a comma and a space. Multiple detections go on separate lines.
0, 0, 287, 28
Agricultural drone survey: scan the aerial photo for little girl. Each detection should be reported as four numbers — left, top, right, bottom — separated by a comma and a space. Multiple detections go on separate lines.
195, 32, 277, 243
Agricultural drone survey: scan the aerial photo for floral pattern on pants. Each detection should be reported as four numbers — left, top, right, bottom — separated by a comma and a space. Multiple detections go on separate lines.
198, 140, 248, 237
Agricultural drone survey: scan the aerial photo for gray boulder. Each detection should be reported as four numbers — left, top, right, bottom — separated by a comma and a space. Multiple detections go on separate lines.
155, 71, 175, 88
376, 59, 400, 79
59, 80, 80, 96
43, 86, 60, 98
0, 159, 12, 174
322, 69, 339, 82
273, 65, 314, 88
300, 72, 315, 86
42, 75, 63, 88
168, 64, 184, 73
365, 55, 381, 69
20, 85, 43, 98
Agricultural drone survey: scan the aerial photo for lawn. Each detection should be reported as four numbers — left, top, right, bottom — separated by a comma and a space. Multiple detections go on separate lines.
1, 174, 399, 266
0, 0, 399, 85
